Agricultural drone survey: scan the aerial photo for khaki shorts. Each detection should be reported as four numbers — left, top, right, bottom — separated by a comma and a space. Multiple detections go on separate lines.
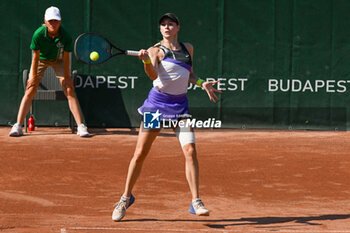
27, 59, 66, 89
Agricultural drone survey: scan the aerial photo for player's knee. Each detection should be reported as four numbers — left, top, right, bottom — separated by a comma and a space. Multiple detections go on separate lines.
132, 150, 148, 164
67, 83, 76, 92
65, 88, 76, 98
183, 144, 197, 161
24, 86, 38, 99
183, 143, 196, 155
61, 78, 75, 92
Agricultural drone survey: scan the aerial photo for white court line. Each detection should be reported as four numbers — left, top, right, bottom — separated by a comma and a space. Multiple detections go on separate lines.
62, 227, 220, 232
61, 227, 350, 233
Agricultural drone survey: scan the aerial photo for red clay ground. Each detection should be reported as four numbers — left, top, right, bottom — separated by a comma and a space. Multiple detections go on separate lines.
1, 126, 350, 233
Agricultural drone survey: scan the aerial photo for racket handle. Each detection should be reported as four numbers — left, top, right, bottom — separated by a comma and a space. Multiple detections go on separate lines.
125, 50, 140, 56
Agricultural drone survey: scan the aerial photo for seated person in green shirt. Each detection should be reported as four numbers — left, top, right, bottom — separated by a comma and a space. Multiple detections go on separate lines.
10, 6, 89, 137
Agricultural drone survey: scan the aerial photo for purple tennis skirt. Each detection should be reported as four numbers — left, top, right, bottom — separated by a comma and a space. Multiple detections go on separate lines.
138, 88, 190, 120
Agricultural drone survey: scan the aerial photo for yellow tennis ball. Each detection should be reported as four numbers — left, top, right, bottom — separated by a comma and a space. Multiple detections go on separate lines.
90, 51, 99, 61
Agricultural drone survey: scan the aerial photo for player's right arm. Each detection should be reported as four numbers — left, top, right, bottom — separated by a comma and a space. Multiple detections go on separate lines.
30, 50, 40, 80
139, 46, 162, 80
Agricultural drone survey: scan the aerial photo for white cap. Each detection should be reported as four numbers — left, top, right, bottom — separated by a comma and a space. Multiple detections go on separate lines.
44, 6, 61, 21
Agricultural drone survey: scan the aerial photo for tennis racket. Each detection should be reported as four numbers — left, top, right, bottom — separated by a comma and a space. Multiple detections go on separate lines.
74, 33, 140, 65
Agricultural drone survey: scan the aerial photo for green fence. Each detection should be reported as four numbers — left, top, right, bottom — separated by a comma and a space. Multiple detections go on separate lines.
1, 0, 350, 130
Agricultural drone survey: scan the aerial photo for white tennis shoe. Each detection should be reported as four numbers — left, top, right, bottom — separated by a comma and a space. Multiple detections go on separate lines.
9, 123, 23, 137
77, 124, 89, 137
189, 199, 210, 216
112, 194, 135, 222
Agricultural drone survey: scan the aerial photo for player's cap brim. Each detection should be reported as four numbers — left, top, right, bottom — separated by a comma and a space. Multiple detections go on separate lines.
159, 13, 179, 25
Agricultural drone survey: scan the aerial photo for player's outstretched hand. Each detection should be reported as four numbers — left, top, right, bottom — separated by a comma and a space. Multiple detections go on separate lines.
202, 80, 222, 103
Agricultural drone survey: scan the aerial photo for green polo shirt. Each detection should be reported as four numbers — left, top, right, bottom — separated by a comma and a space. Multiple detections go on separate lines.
30, 25, 73, 60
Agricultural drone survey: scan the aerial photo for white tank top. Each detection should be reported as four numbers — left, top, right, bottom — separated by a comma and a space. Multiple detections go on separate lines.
153, 43, 192, 95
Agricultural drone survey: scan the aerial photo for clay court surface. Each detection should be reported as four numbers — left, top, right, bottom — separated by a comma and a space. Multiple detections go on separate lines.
1, 126, 350, 233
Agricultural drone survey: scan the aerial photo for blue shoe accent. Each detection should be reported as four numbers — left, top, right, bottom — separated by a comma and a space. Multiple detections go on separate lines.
126, 193, 135, 209
189, 202, 196, 215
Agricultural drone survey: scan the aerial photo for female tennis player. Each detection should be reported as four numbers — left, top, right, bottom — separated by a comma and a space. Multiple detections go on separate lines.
112, 13, 222, 221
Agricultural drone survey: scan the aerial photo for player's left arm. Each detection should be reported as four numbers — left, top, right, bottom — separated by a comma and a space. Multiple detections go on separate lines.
63, 51, 71, 79
62, 51, 74, 89
63, 29, 73, 80
184, 42, 222, 103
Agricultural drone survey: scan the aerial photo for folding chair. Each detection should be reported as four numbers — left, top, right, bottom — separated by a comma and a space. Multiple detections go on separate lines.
22, 64, 76, 133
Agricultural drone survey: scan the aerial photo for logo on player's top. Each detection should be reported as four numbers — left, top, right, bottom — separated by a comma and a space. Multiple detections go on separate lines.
143, 110, 162, 129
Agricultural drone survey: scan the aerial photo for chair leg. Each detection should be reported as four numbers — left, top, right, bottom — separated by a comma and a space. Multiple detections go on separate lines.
69, 112, 75, 134
24, 105, 33, 133
24, 115, 28, 133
